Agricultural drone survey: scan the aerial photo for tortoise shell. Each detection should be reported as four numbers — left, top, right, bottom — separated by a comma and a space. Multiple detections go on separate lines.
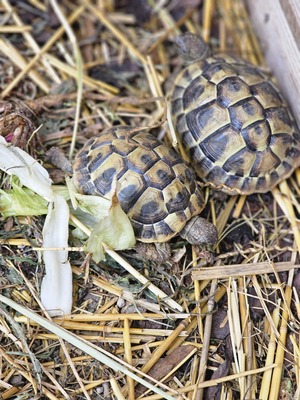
171, 54, 300, 194
73, 126, 205, 243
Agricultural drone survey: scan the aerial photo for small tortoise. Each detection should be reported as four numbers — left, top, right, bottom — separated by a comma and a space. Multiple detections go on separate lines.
171, 33, 300, 195
73, 125, 217, 245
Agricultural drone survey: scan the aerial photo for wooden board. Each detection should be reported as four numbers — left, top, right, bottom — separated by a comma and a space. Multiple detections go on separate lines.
246, 0, 300, 128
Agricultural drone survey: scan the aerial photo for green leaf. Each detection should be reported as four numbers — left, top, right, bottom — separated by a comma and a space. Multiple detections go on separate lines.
71, 190, 136, 262
75, 192, 111, 218
0, 184, 48, 217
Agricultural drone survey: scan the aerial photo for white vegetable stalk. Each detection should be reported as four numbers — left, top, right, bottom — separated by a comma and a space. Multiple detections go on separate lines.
41, 193, 72, 316
0, 137, 53, 200
0, 137, 72, 316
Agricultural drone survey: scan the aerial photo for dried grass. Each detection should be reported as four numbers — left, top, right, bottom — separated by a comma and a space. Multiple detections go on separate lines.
0, 0, 299, 399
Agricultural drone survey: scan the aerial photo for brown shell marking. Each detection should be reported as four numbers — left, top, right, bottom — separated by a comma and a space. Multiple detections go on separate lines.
73, 126, 205, 242
171, 55, 300, 194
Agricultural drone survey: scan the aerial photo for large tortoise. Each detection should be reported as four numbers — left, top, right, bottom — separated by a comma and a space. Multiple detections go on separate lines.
73, 125, 217, 245
171, 33, 300, 195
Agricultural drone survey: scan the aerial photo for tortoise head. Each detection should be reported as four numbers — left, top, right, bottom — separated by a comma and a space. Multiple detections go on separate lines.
176, 32, 211, 63
180, 216, 218, 246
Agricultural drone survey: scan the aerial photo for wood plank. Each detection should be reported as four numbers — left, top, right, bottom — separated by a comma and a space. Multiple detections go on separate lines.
246, 0, 300, 128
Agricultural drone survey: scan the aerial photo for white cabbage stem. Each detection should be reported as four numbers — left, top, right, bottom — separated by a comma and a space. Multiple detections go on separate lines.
41, 193, 72, 316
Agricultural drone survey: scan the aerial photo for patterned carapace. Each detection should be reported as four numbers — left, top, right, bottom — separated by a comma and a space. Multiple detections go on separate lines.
73, 126, 205, 243
171, 54, 300, 194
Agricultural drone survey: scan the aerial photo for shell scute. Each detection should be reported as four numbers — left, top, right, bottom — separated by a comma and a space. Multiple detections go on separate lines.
222, 147, 256, 177
118, 171, 146, 212
186, 102, 230, 141
249, 149, 281, 177
217, 76, 251, 107
88, 144, 112, 173
183, 77, 216, 110
251, 81, 283, 108
202, 60, 237, 83
241, 120, 271, 151
155, 145, 184, 167
200, 126, 245, 165
144, 161, 173, 189
164, 181, 190, 214
236, 64, 266, 85
126, 147, 159, 174
229, 98, 265, 131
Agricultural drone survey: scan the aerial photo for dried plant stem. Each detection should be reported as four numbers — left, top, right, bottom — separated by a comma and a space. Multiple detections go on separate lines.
252, 275, 280, 336
194, 279, 218, 400
110, 378, 126, 400
44, 54, 117, 94
217, 0, 264, 64
0, 25, 31, 32
82, 0, 146, 64
246, 321, 256, 398
103, 244, 183, 312
167, 286, 227, 353
123, 318, 135, 400
259, 300, 281, 400
49, 0, 83, 160
55, 313, 188, 322
193, 246, 204, 343
139, 364, 277, 400
228, 279, 246, 396
0, 38, 50, 93
39, 363, 70, 398
274, 181, 300, 253
0, 345, 38, 395
15, 316, 183, 337
192, 261, 299, 280
216, 194, 238, 235
202, 0, 215, 41
3, 0, 60, 83
0, 6, 85, 98
238, 274, 253, 398
59, 339, 92, 400
72, 266, 122, 297
140, 320, 189, 374
268, 270, 294, 400
232, 195, 247, 219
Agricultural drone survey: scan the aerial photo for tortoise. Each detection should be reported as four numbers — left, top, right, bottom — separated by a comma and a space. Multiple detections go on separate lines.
73, 125, 217, 245
171, 33, 300, 195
